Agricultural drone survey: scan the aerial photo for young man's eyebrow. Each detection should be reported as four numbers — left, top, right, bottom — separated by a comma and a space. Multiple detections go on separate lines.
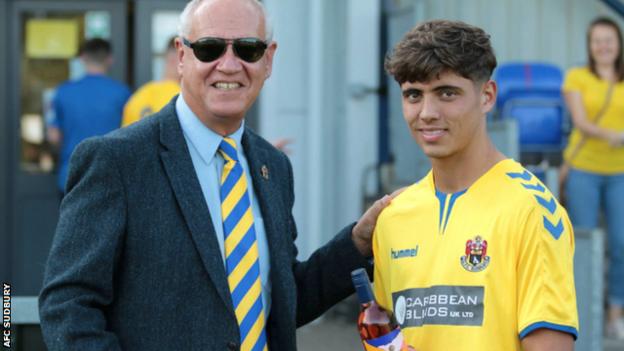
401, 88, 421, 96
401, 85, 462, 98
433, 85, 462, 92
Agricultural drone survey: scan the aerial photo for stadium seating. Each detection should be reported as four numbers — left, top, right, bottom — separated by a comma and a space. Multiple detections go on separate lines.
494, 62, 567, 155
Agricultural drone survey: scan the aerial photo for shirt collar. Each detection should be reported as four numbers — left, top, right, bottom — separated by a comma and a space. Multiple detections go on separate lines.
176, 93, 245, 165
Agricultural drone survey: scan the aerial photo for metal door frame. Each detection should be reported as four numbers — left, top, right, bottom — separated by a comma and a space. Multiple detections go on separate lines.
7, 0, 128, 295
9, 0, 129, 190
134, 0, 187, 88
0, 0, 10, 285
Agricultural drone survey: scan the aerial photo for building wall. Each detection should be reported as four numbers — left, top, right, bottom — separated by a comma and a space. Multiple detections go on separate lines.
262, 0, 379, 258
411, 0, 624, 69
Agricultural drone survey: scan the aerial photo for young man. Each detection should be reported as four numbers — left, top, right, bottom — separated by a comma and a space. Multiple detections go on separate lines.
373, 20, 578, 351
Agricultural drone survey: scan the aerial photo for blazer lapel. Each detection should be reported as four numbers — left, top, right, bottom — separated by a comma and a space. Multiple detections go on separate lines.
242, 130, 290, 285
158, 106, 234, 316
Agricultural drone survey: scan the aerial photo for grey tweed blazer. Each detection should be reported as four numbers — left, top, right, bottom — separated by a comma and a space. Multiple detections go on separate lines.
39, 97, 370, 351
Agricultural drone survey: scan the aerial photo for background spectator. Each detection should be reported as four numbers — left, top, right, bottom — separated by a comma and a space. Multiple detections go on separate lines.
562, 16, 624, 340
122, 36, 180, 127
47, 38, 130, 194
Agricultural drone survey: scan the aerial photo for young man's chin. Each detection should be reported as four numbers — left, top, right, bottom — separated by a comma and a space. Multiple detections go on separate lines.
419, 144, 446, 157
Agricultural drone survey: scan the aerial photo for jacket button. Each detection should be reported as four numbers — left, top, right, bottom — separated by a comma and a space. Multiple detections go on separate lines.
227, 341, 239, 351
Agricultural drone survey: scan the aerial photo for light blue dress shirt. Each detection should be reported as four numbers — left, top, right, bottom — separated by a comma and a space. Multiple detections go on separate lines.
176, 95, 272, 317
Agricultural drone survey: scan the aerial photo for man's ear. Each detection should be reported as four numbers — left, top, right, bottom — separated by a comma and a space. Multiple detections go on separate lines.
263, 41, 277, 79
481, 79, 497, 114
175, 38, 185, 75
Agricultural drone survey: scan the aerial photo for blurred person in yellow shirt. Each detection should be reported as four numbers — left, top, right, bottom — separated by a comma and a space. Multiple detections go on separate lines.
562, 17, 624, 340
122, 37, 180, 127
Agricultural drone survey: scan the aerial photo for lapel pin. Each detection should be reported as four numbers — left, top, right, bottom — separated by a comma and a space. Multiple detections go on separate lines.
261, 165, 269, 180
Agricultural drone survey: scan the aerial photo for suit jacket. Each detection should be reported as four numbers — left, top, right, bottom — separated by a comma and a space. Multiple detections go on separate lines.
39, 99, 371, 350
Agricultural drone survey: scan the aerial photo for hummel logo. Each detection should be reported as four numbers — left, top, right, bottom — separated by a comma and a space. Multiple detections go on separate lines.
391, 246, 419, 259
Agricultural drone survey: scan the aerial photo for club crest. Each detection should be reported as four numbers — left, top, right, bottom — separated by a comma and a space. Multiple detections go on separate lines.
460, 235, 490, 272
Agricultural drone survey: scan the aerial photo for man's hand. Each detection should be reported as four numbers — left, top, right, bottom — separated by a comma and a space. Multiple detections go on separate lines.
352, 188, 405, 257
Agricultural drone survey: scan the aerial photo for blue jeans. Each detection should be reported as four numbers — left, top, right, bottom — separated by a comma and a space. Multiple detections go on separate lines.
566, 168, 624, 306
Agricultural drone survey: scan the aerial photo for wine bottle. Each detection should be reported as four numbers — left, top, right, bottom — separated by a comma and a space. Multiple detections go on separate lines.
351, 268, 408, 351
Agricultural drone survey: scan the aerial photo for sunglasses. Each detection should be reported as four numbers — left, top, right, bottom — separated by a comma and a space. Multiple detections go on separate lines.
182, 37, 268, 63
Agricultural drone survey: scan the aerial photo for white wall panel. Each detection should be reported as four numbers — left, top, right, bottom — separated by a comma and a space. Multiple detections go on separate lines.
261, 0, 313, 258
262, 0, 377, 259
540, 0, 569, 67
342, 0, 381, 222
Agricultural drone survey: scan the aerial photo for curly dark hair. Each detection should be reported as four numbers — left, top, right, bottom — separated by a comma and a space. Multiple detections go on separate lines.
385, 20, 497, 84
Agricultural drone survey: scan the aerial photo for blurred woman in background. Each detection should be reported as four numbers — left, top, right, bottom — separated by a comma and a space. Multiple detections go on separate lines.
562, 16, 624, 340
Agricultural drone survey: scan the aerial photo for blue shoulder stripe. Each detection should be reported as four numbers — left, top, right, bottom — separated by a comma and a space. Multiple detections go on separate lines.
521, 182, 545, 192
506, 170, 532, 180
506, 170, 563, 240
543, 217, 564, 239
534, 194, 556, 214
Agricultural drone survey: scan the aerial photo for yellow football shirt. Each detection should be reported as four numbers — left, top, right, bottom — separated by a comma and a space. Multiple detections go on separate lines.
122, 80, 180, 127
373, 159, 578, 351
562, 66, 624, 174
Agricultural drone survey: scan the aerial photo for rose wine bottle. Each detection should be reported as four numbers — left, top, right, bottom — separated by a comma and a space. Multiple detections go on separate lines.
351, 268, 408, 351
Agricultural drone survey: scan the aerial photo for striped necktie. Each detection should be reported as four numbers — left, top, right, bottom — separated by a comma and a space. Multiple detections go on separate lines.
218, 137, 268, 351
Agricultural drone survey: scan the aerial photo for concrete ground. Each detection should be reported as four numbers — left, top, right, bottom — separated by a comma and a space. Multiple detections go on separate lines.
297, 316, 364, 350
296, 304, 624, 351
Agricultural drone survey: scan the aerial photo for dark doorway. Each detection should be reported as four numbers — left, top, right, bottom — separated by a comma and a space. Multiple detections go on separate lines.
6, 0, 128, 296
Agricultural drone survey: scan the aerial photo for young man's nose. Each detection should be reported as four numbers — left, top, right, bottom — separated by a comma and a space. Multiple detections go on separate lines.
419, 96, 440, 121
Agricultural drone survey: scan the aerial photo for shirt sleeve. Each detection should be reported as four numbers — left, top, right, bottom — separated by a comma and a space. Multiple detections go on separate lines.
562, 67, 585, 93
516, 202, 579, 339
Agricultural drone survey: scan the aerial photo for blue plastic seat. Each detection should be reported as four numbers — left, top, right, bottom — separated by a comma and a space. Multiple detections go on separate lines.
495, 62, 563, 110
502, 98, 564, 151
494, 62, 566, 153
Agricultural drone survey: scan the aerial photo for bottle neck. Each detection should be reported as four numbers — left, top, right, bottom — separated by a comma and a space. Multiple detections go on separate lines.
354, 281, 375, 305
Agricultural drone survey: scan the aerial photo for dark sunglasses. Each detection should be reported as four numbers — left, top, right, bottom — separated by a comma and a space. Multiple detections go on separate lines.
182, 37, 268, 63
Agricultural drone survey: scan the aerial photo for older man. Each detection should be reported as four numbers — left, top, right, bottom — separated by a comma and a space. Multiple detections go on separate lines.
39, 1, 387, 350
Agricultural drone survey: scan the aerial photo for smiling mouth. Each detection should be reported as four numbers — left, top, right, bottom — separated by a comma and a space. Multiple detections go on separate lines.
419, 129, 446, 136
418, 129, 447, 142
213, 82, 242, 90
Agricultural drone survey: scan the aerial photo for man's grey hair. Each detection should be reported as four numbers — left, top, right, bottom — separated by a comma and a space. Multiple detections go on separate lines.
178, 0, 274, 42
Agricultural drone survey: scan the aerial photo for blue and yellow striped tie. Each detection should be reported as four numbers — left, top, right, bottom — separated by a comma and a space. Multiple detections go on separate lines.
218, 137, 268, 351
